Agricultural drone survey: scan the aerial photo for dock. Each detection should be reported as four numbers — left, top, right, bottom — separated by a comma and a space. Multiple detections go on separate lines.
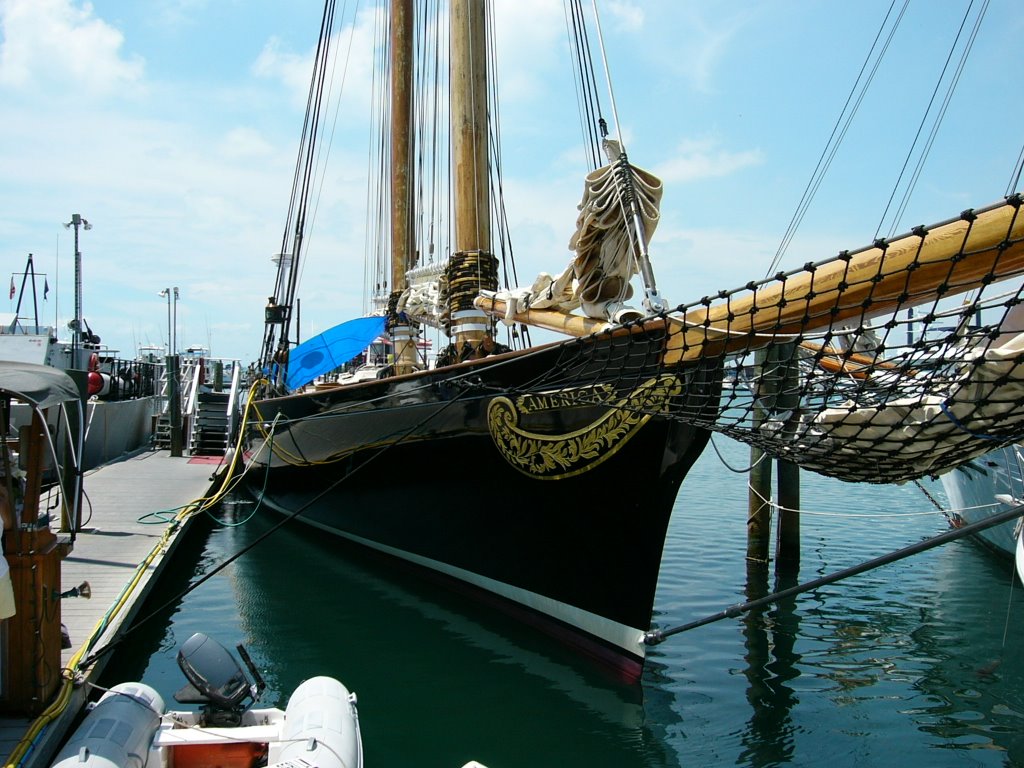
1, 449, 225, 768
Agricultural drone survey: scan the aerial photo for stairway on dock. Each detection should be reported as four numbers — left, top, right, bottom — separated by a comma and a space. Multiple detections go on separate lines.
189, 391, 231, 456
154, 354, 241, 456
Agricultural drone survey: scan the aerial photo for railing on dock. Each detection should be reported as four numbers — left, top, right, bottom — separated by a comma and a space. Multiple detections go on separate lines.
154, 355, 244, 457
89, 356, 160, 402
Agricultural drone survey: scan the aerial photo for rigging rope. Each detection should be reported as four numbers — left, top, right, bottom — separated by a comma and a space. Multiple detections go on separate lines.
767, 0, 908, 278
261, 0, 345, 376
877, 0, 991, 239
565, 0, 604, 169
1007, 141, 1024, 197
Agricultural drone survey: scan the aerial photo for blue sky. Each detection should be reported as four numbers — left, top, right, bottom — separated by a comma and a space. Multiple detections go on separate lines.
1, 0, 1021, 363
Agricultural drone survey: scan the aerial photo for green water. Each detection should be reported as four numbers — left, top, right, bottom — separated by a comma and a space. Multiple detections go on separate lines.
99, 437, 1024, 766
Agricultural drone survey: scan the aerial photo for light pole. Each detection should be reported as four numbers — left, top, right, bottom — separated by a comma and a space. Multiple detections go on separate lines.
63, 213, 91, 368
172, 286, 179, 354
159, 288, 172, 355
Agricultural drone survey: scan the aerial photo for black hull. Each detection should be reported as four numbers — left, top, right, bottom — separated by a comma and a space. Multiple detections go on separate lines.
246, 332, 720, 678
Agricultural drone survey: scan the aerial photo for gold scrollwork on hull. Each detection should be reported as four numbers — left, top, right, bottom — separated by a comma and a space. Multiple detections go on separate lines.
487, 375, 683, 479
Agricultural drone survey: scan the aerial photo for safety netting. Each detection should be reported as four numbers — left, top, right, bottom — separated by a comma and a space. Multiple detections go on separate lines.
483, 195, 1024, 485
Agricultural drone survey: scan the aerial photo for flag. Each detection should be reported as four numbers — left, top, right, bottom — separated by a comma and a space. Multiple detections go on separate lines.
43, 278, 49, 301
8, 278, 13, 300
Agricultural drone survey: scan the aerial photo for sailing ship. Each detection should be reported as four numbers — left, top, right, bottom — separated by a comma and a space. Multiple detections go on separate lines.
246, 0, 1024, 679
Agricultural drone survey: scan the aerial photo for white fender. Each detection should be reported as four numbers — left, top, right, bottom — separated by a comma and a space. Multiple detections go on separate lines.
278, 676, 362, 768
51, 683, 164, 768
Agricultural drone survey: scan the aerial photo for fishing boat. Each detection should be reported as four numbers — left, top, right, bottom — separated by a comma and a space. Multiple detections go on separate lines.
1, 249, 159, 469
51, 632, 363, 768
3, 249, 245, 466
246, 0, 1024, 679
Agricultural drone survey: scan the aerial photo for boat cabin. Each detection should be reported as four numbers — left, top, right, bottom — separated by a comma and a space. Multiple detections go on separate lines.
0, 362, 84, 715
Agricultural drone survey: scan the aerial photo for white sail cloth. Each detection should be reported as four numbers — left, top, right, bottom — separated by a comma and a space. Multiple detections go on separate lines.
398, 261, 447, 329
783, 331, 1024, 478
490, 154, 663, 324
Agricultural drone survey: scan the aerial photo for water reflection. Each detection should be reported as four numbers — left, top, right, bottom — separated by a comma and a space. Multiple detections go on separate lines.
98, 470, 1024, 767
105, 502, 681, 767
739, 563, 801, 767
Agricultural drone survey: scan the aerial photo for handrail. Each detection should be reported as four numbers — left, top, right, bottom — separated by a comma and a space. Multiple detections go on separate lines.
226, 361, 242, 441
184, 358, 202, 418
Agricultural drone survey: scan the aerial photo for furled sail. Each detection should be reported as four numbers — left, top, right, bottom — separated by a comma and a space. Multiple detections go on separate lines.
486, 142, 663, 325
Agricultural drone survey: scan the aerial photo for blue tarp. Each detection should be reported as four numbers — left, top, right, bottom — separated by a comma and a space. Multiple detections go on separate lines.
285, 316, 386, 390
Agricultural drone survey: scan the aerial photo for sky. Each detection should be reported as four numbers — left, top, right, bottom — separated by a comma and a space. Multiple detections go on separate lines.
1, 0, 1022, 364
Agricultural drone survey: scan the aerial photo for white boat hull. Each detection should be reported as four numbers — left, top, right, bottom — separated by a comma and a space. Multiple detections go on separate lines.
939, 443, 1023, 558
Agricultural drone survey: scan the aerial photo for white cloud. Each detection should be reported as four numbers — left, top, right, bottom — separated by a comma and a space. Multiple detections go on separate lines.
490, 0, 567, 104
252, 7, 378, 118
151, 0, 209, 31
656, 138, 762, 184
605, 1, 644, 32
252, 36, 313, 100
221, 127, 274, 159
0, 0, 144, 96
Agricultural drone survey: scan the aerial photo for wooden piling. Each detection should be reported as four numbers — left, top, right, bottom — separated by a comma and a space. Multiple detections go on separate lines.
167, 355, 183, 457
773, 342, 801, 574
747, 348, 773, 563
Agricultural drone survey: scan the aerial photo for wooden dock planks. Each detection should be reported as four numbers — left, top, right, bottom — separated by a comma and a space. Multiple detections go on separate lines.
1, 449, 223, 768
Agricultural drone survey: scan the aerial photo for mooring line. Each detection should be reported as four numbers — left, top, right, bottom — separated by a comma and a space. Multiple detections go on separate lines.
78, 379, 478, 670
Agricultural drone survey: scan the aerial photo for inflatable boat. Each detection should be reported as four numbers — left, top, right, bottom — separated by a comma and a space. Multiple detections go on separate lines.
51, 632, 362, 768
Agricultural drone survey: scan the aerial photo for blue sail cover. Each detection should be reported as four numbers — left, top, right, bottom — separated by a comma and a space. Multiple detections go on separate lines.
285, 316, 386, 390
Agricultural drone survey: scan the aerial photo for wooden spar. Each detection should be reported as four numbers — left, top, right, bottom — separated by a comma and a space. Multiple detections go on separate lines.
450, 0, 492, 348
475, 200, 1024, 363
663, 199, 1024, 364
799, 341, 890, 379
390, 0, 414, 288
472, 294, 610, 337
451, 0, 489, 254
389, 0, 419, 375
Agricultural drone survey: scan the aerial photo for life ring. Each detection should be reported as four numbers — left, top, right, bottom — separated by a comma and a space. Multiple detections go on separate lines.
88, 353, 100, 372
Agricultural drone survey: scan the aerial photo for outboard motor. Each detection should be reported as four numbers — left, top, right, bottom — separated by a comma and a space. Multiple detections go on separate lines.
174, 632, 265, 727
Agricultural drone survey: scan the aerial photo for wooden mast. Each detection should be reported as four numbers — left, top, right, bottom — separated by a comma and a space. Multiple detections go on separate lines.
450, 0, 494, 353
389, 0, 419, 374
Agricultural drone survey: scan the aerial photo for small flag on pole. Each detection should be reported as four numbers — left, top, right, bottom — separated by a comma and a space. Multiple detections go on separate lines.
8, 278, 13, 300
43, 278, 49, 300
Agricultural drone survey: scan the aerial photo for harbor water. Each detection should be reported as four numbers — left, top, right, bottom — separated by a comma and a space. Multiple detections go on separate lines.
98, 436, 1024, 766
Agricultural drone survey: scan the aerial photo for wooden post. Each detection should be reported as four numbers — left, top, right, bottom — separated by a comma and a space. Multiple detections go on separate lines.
747, 349, 773, 563
60, 395, 83, 533
774, 341, 801, 574
168, 355, 183, 457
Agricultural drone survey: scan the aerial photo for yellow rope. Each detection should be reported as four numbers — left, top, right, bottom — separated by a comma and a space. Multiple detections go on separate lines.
3, 379, 266, 768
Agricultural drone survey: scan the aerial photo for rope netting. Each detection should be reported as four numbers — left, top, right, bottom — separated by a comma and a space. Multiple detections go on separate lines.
508, 195, 1024, 485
